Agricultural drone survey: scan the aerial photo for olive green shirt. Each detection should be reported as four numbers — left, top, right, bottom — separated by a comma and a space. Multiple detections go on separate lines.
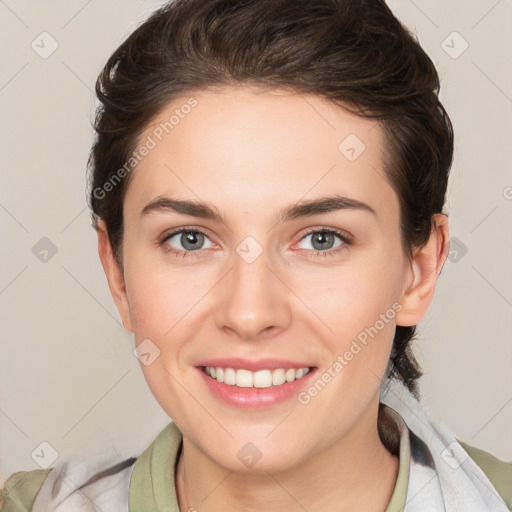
1, 406, 511, 511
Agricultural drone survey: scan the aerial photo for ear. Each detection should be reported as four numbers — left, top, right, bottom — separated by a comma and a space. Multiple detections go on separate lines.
96, 219, 133, 333
395, 213, 450, 327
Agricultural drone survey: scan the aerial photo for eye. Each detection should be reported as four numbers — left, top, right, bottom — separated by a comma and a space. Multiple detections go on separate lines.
296, 228, 351, 257
159, 227, 352, 259
160, 228, 215, 257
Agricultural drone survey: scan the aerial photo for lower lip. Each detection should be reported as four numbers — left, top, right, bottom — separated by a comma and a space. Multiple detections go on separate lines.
196, 367, 317, 410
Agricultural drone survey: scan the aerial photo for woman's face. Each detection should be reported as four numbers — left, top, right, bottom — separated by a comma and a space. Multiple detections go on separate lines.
115, 86, 416, 471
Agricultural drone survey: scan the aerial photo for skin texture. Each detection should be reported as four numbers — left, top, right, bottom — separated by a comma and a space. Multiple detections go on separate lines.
97, 86, 450, 511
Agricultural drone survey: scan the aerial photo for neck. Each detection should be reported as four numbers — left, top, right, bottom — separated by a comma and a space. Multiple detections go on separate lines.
175, 400, 399, 512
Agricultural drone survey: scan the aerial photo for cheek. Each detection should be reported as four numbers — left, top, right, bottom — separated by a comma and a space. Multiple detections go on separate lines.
123, 253, 216, 357
296, 252, 405, 382
127, 272, 192, 340
124, 263, 195, 407
125, 271, 167, 337
122, 241, 186, 334
297, 253, 403, 334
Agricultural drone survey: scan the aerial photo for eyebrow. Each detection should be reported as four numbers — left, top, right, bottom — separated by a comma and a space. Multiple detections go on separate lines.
140, 194, 377, 223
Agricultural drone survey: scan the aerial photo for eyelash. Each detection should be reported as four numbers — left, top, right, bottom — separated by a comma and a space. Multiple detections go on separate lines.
158, 227, 352, 259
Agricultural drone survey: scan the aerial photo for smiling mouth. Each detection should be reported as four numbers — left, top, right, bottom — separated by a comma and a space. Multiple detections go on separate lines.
200, 365, 316, 388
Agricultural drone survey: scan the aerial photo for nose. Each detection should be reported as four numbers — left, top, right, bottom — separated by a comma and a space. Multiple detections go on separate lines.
214, 243, 292, 341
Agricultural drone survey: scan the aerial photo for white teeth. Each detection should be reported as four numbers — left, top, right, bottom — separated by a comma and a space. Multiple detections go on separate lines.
253, 370, 271, 388
285, 368, 296, 382
236, 369, 253, 388
203, 366, 311, 388
224, 368, 236, 385
272, 369, 286, 386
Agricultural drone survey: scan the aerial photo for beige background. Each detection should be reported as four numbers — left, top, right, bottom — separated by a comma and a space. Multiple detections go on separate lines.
1, 0, 511, 479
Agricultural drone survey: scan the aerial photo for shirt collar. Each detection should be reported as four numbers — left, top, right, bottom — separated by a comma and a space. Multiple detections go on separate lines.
129, 403, 411, 511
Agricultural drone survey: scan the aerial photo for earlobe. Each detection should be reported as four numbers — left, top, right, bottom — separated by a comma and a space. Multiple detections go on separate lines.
396, 214, 450, 327
96, 219, 134, 333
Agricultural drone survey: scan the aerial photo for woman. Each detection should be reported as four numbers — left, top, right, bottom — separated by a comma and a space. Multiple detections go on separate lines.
1, 0, 511, 510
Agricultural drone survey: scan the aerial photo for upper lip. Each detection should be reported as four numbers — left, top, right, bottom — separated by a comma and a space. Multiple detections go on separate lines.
196, 357, 316, 372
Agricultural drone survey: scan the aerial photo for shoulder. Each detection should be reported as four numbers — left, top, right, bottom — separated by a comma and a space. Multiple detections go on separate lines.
457, 438, 512, 511
0, 421, 180, 512
1, 468, 52, 511
1, 456, 137, 512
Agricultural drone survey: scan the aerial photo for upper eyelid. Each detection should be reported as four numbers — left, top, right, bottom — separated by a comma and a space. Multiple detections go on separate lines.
161, 226, 215, 243
300, 227, 351, 238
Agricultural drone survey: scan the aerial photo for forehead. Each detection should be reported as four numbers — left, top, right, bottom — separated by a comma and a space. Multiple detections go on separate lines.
124, 86, 395, 223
